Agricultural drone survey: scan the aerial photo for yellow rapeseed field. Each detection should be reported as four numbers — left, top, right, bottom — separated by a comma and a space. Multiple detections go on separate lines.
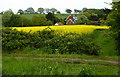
12, 25, 109, 34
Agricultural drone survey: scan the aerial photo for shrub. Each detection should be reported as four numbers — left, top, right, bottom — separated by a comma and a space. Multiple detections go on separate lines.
2, 28, 101, 55
2, 28, 55, 51
45, 33, 101, 55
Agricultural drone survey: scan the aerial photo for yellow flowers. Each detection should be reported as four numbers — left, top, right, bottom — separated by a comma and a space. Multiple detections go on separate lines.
12, 25, 109, 34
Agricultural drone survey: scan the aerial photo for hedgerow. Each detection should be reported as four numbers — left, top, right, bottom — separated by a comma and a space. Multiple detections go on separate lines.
2, 28, 101, 55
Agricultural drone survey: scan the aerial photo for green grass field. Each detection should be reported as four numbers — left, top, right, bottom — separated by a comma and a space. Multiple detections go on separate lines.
2, 57, 118, 75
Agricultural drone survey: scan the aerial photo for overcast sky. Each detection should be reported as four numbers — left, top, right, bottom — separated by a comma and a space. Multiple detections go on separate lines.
0, 0, 112, 13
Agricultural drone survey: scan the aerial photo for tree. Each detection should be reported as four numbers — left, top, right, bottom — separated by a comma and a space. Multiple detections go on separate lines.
77, 10, 81, 14
56, 11, 61, 14
88, 13, 99, 21
32, 15, 47, 26
74, 9, 78, 14
46, 20, 53, 26
50, 8, 57, 14
76, 14, 88, 24
26, 7, 35, 14
46, 12, 60, 24
82, 7, 87, 12
65, 9, 72, 14
105, 1, 120, 54
45, 8, 50, 14
83, 12, 91, 18
37, 8, 44, 14
2, 9, 14, 26
19, 16, 32, 27
17, 9, 24, 14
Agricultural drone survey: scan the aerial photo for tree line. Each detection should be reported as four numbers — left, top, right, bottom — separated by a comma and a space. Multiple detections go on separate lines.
1, 7, 111, 27
2, 9, 63, 27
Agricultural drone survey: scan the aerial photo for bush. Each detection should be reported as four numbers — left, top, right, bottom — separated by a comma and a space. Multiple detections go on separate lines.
45, 33, 101, 55
2, 28, 101, 55
2, 28, 55, 51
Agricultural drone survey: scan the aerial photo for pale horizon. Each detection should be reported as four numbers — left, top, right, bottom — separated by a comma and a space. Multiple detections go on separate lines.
0, 0, 112, 13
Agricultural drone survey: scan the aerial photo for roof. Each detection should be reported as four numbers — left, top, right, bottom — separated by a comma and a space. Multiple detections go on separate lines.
55, 22, 63, 25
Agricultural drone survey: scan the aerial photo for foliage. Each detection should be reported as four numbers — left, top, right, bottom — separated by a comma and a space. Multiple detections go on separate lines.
88, 13, 99, 21
46, 20, 53, 26
56, 11, 61, 14
17, 9, 24, 14
83, 12, 91, 18
25, 7, 35, 14
2, 9, 14, 26
74, 9, 81, 14
32, 15, 47, 26
65, 9, 72, 14
37, 8, 44, 14
2, 10, 21, 27
50, 8, 57, 14
76, 14, 88, 24
45, 33, 101, 55
2, 28, 101, 55
46, 12, 60, 24
79, 66, 94, 76
105, 1, 120, 53
45, 8, 51, 14
19, 16, 32, 27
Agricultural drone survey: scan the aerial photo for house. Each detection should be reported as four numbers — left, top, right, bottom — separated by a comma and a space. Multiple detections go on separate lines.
65, 14, 77, 25
55, 22, 63, 25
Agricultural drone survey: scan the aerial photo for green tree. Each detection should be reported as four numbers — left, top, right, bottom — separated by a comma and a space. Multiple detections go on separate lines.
76, 14, 88, 24
2, 9, 21, 27
46, 12, 60, 24
105, 1, 120, 53
37, 8, 44, 14
50, 8, 57, 14
74, 9, 78, 14
88, 13, 99, 21
45, 8, 50, 14
32, 15, 47, 26
17, 9, 24, 14
82, 7, 87, 12
46, 20, 53, 26
2, 9, 13, 26
65, 9, 72, 14
26, 7, 35, 14
83, 12, 91, 18
56, 11, 61, 14
19, 16, 32, 27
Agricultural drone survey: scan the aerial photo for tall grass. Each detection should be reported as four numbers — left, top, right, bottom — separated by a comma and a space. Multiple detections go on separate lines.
2, 57, 118, 75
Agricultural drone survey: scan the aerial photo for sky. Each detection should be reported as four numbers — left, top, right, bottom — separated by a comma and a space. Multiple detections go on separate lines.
0, 0, 112, 13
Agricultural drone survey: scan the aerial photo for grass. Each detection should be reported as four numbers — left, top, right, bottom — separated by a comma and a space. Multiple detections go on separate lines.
2, 52, 118, 61
2, 57, 118, 75
89, 30, 117, 56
